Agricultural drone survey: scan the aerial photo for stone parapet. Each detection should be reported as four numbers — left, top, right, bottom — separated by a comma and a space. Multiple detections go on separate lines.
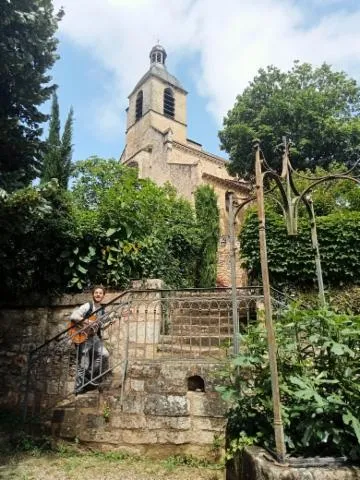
51, 360, 227, 459
0, 285, 229, 460
228, 447, 360, 480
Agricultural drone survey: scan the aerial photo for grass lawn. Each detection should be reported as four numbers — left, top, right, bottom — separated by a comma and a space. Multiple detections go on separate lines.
0, 446, 224, 480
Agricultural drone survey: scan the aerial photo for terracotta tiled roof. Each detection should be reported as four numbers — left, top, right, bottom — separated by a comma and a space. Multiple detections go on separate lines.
202, 172, 251, 192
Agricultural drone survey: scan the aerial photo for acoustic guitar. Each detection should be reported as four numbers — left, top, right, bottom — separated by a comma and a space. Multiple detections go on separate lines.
68, 302, 131, 345
68, 314, 99, 345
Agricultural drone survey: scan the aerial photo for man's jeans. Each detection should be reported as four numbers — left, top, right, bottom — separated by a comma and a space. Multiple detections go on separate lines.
75, 335, 109, 392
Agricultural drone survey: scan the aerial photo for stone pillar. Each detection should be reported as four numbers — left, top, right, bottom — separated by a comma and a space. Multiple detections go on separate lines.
217, 236, 247, 287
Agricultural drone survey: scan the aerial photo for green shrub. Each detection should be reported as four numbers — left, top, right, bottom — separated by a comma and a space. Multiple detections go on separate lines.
240, 208, 360, 289
65, 157, 202, 290
217, 306, 360, 460
0, 181, 76, 298
1, 158, 205, 296
296, 286, 360, 314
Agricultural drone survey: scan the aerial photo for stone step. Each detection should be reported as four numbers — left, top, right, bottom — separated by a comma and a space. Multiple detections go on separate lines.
160, 334, 231, 347
167, 315, 242, 326
168, 324, 233, 335
168, 299, 232, 313
166, 289, 262, 299
156, 343, 227, 358
170, 307, 255, 318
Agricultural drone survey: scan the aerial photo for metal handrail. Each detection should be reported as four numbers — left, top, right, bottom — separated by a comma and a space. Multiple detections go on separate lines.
29, 286, 266, 355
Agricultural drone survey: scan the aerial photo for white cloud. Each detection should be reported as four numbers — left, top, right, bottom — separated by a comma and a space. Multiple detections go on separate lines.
53, 0, 360, 135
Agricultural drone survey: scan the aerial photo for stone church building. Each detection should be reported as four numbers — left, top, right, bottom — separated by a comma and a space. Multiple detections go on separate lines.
120, 44, 250, 286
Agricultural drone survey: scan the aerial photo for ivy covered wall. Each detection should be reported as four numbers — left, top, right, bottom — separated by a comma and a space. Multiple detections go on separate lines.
239, 209, 360, 289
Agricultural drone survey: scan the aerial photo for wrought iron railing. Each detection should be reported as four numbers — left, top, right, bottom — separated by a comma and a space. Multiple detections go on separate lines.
22, 286, 286, 422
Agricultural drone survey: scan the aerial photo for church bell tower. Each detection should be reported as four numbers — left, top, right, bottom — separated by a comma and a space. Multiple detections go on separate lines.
124, 44, 188, 161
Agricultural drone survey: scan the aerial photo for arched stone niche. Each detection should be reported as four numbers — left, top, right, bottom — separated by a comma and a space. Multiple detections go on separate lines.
187, 375, 205, 392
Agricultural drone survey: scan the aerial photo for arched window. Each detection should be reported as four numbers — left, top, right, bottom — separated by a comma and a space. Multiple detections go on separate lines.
135, 90, 143, 121
163, 87, 175, 118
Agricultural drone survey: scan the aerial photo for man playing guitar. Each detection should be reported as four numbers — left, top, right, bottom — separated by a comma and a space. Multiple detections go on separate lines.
70, 285, 109, 394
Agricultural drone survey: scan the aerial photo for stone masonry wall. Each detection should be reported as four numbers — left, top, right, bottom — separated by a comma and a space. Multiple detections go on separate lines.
0, 286, 228, 459
0, 291, 114, 410
51, 360, 227, 459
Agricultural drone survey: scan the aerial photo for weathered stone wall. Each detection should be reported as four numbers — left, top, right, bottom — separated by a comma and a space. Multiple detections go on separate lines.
51, 360, 227, 458
0, 291, 120, 410
0, 286, 228, 458
217, 238, 247, 287
227, 447, 360, 480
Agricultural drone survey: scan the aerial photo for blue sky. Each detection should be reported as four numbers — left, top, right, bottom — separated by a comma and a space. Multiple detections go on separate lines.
49, 0, 360, 163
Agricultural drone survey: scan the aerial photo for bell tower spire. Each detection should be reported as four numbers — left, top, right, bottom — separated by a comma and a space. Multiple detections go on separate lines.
149, 44, 167, 66
124, 45, 188, 160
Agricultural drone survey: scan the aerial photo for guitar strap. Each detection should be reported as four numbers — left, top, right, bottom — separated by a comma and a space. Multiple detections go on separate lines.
85, 301, 93, 319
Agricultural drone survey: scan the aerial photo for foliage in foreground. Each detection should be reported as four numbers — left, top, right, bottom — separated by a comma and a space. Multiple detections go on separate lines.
297, 286, 360, 315
217, 306, 360, 460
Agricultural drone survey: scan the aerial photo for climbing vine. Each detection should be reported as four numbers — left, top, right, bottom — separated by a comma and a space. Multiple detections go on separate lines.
240, 208, 360, 289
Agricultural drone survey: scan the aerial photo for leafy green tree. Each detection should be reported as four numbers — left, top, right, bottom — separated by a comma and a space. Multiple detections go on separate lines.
0, 181, 76, 297
194, 185, 220, 287
65, 157, 201, 290
0, 0, 64, 191
41, 92, 60, 183
266, 163, 360, 218
219, 62, 360, 180
41, 93, 74, 188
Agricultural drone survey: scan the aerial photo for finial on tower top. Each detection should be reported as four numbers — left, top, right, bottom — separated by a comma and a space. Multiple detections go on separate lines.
149, 44, 167, 66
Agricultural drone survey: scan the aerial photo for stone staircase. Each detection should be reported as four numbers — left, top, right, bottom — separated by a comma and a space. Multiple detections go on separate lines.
157, 290, 258, 357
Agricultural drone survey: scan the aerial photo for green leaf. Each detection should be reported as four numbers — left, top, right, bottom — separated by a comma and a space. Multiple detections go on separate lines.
106, 228, 117, 237
343, 410, 360, 444
77, 265, 87, 274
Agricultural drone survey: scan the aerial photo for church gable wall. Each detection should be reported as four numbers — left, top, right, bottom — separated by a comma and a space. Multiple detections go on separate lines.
126, 114, 155, 160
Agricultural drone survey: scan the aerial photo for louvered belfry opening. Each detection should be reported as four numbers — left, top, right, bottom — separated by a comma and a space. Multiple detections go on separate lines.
163, 87, 175, 118
135, 90, 143, 121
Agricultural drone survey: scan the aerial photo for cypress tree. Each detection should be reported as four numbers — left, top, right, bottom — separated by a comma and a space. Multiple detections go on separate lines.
0, 0, 64, 191
59, 107, 74, 189
41, 92, 61, 183
41, 94, 74, 189
195, 185, 220, 287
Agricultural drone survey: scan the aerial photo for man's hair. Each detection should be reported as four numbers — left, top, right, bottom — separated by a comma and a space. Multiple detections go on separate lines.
92, 285, 106, 295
